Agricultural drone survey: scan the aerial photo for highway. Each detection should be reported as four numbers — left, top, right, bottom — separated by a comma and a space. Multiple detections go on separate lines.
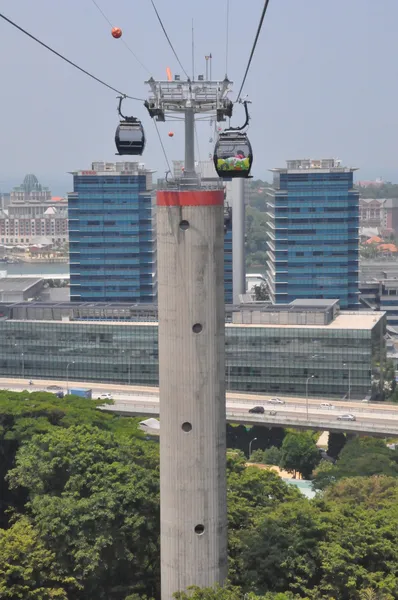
1, 376, 398, 436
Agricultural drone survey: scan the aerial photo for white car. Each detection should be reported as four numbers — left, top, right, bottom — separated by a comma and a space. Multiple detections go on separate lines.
320, 402, 335, 409
268, 397, 285, 405
98, 393, 112, 400
337, 414, 356, 422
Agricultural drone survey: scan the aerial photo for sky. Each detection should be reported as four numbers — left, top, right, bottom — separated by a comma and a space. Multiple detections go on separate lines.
0, 0, 398, 195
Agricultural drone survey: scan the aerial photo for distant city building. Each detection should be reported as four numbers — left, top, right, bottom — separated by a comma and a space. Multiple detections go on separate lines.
0, 174, 68, 245
8, 174, 68, 218
0, 193, 10, 211
0, 207, 68, 245
381, 198, 398, 233
358, 178, 384, 188
266, 158, 360, 309
0, 299, 385, 399
360, 278, 398, 330
359, 198, 383, 228
68, 162, 156, 302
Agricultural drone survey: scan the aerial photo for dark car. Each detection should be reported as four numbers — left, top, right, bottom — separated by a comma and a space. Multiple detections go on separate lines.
249, 406, 265, 414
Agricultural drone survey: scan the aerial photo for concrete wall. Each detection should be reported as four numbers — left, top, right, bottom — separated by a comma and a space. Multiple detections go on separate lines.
157, 189, 227, 599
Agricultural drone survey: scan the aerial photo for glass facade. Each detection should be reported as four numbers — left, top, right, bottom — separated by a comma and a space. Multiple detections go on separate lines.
0, 316, 383, 398
68, 165, 156, 302
266, 167, 359, 308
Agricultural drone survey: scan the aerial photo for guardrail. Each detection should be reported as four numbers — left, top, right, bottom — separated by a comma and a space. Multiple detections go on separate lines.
102, 403, 398, 436
4, 378, 398, 417
227, 412, 398, 436
106, 395, 398, 417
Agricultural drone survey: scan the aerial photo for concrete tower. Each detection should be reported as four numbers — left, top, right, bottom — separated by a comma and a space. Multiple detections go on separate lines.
145, 78, 233, 599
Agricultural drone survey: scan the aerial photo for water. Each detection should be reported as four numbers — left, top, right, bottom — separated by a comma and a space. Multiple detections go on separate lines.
285, 478, 316, 499
5, 262, 69, 276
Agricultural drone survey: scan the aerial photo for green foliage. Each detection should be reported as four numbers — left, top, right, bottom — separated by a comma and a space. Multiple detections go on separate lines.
280, 431, 321, 479
248, 180, 271, 212
174, 584, 242, 600
356, 182, 398, 199
0, 389, 145, 527
230, 475, 398, 598
312, 459, 337, 491
227, 465, 302, 587
246, 206, 269, 268
0, 516, 77, 599
314, 438, 398, 490
238, 502, 323, 595
7, 424, 160, 600
174, 584, 303, 600
249, 448, 266, 463
336, 437, 398, 479
263, 446, 282, 466
4, 387, 398, 600
253, 281, 270, 301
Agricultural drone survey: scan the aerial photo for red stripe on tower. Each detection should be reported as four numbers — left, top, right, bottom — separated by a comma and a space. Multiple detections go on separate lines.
157, 190, 224, 207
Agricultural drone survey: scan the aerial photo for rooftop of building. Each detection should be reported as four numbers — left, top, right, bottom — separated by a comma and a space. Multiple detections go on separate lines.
70, 161, 155, 176
270, 158, 358, 174
0, 277, 43, 292
11, 174, 50, 194
3, 312, 384, 331
0, 299, 384, 331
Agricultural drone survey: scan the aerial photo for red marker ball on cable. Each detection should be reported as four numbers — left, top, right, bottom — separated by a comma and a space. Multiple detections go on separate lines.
168, 132, 174, 137
112, 27, 122, 39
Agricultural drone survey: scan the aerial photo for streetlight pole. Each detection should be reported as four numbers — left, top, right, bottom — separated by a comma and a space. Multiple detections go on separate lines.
66, 361, 75, 394
343, 363, 351, 401
249, 437, 258, 458
306, 375, 314, 421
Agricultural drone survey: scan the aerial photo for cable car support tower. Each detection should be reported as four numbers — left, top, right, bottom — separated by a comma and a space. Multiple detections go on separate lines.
145, 76, 233, 600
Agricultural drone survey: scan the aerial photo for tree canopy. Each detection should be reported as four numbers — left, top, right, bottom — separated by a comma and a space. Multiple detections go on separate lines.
1, 389, 398, 599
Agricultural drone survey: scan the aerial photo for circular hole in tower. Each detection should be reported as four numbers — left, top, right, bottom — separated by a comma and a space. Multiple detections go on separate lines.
194, 524, 205, 535
192, 323, 203, 334
182, 422, 192, 432
179, 220, 190, 231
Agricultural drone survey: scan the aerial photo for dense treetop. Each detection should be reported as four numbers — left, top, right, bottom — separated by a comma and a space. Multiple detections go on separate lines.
1, 390, 398, 599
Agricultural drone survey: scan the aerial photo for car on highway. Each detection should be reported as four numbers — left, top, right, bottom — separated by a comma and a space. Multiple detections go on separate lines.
267, 397, 285, 405
320, 402, 335, 409
269, 410, 277, 416
47, 385, 62, 391
337, 414, 356, 421
248, 406, 265, 414
98, 393, 112, 400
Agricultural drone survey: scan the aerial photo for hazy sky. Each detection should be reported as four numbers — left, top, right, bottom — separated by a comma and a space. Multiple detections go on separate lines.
0, 0, 397, 194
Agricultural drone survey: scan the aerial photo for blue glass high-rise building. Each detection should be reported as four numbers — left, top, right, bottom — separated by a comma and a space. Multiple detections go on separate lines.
68, 161, 156, 302
266, 158, 359, 308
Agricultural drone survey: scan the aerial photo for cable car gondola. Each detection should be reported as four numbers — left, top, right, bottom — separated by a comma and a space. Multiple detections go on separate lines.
115, 96, 146, 156
213, 101, 253, 179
